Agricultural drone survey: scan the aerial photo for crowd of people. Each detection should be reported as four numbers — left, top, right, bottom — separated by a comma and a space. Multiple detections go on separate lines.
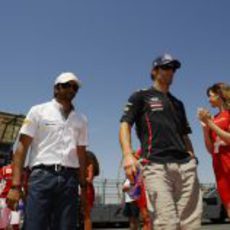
0, 54, 229, 230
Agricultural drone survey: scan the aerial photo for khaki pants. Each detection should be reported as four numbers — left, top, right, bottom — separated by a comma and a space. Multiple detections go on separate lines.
142, 159, 202, 230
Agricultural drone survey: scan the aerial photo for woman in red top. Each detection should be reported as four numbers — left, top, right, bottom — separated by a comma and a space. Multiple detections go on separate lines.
84, 151, 100, 230
198, 83, 230, 218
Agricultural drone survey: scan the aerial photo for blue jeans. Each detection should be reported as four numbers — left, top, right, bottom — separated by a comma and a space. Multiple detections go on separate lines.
23, 167, 79, 230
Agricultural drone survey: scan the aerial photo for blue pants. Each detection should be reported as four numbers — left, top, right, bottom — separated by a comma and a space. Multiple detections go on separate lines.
23, 167, 79, 230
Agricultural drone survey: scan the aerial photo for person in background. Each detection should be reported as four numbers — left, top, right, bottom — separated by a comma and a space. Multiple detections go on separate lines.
0, 162, 21, 230
6, 72, 88, 230
122, 150, 151, 230
122, 178, 140, 230
198, 82, 230, 218
84, 150, 100, 230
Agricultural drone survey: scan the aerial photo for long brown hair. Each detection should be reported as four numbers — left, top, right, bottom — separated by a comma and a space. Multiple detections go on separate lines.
207, 83, 230, 110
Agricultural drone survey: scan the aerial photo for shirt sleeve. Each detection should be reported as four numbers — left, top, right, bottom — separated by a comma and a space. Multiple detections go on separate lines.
19, 106, 39, 138
180, 102, 192, 135
77, 115, 88, 146
120, 91, 143, 126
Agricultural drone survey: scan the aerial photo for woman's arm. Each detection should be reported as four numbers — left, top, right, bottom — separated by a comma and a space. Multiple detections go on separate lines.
206, 119, 230, 145
201, 125, 213, 154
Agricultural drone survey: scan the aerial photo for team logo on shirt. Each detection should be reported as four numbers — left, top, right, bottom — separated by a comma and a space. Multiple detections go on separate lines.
22, 119, 32, 126
41, 119, 59, 126
44, 122, 57, 126
148, 97, 164, 111
39, 119, 60, 132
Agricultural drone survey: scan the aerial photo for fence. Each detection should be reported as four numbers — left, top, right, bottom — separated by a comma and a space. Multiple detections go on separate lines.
93, 178, 215, 205
0, 111, 24, 144
0, 111, 25, 165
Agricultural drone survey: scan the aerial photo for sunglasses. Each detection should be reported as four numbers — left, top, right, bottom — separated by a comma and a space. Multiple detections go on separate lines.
160, 65, 176, 71
58, 82, 79, 91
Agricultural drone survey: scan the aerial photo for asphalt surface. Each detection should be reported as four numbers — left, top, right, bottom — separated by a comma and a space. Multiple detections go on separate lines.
202, 223, 230, 230
96, 225, 230, 230
95, 222, 230, 229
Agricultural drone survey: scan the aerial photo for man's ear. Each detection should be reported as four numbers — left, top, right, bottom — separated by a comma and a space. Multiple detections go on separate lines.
151, 68, 158, 80
53, 85, 60, 98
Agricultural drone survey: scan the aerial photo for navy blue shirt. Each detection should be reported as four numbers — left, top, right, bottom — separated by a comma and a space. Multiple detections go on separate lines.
120, 87, 192, 163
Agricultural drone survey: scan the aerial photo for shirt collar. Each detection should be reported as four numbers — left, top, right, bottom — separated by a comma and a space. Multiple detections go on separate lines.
51, 99, 75, 112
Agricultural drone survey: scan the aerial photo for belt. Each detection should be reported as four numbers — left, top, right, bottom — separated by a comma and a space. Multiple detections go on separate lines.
32, 164, 79, 173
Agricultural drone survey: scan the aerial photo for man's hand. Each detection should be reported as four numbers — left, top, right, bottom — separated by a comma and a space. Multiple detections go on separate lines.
9, 134, 32, 210
6, 188, 21, 210
187, 151, 199, 165
187, 150, 195, 158
123, 153, 138, 184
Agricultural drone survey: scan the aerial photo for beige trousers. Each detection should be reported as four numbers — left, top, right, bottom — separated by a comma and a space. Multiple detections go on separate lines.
142, 159, 202, 230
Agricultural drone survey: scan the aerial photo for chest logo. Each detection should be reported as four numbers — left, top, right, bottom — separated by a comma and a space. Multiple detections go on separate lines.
148, 97, 164, 111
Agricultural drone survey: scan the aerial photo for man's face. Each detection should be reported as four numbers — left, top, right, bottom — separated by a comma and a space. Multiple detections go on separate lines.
55, 80, 79, 101
152, 65, 176, 86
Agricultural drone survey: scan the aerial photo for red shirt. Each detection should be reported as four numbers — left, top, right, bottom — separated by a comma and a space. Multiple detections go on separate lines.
210, 110, 230, 205
0, 164, 13, 198
211, 110, 230, 154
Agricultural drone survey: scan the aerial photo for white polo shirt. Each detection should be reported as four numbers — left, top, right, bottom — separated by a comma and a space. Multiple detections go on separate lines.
19, 99, 88, 168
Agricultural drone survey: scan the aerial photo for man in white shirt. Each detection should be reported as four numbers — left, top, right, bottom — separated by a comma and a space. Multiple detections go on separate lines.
6, 72, 88, 230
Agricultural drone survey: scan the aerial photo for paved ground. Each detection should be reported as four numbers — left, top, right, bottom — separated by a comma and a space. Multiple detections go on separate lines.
202, 223, 230, 229
96, 222, 230, 229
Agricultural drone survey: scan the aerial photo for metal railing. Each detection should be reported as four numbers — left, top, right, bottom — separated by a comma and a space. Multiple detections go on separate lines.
93, 178, 215, 205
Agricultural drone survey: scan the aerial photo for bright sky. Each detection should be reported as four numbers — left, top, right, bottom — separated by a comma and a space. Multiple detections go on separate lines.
0, 1, 229, 183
